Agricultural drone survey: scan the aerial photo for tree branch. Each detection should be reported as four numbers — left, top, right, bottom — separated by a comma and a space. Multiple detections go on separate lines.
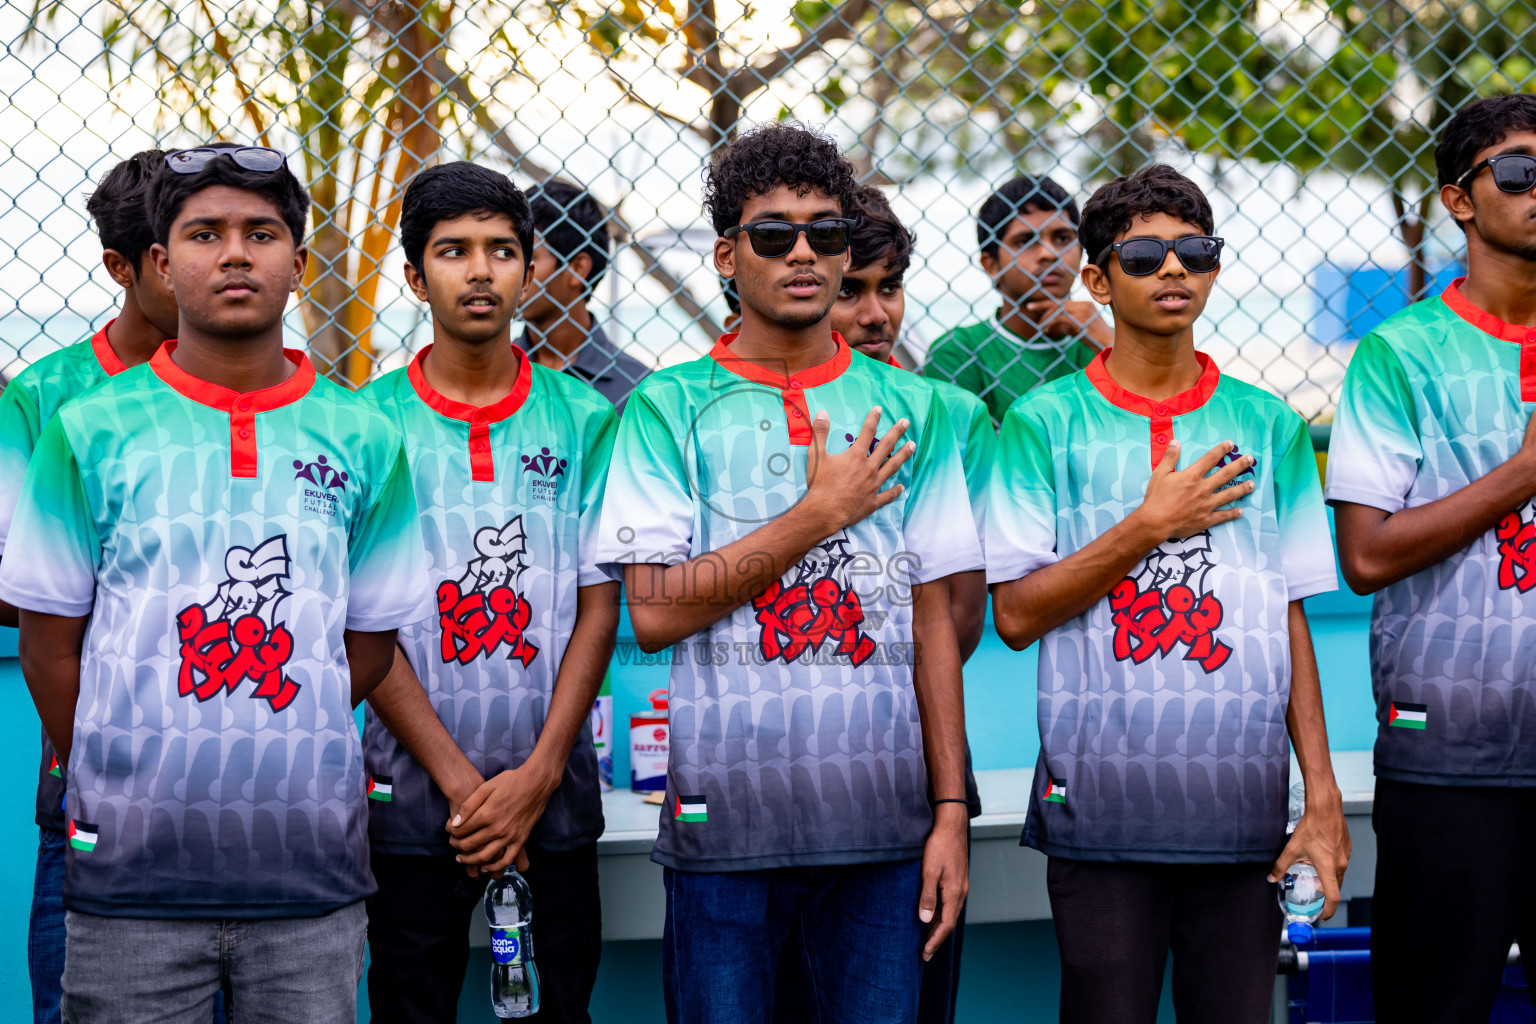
436, 59, 722, 341
718, 0, 874, 106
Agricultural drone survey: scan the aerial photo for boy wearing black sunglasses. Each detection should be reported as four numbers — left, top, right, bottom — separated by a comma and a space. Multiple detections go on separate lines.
594, 123, 979, 1024
1328, 93, 1536, 1024
0, 143, 432, 1023
987, 164, 1348, 1024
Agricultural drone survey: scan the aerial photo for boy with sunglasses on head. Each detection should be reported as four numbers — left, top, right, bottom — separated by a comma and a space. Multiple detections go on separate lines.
0, 150, 180, 1024
0, 143, 432, 1024
595, 123, 979, 1024
924, 174, 1111, 425
987, 164, 1349, 1024
1327, 93, 1536, 1024
360, 161, 619, 1023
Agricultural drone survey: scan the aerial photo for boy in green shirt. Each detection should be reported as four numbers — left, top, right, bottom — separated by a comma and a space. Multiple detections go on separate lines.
924, 174, 1110, 423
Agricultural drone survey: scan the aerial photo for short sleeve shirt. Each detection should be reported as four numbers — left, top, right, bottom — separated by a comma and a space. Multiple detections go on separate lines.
0, 344, 432, 918
1325, 281, 1536, 787
595, 333, 982, 872
361, 347, 618, 855
0, 325, 131, 831
923, 317, 1098, 425
987, 351, 1336, 862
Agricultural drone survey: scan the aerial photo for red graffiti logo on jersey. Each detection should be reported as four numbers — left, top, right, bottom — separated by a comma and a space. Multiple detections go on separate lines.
175, 536, 299, 711
1109, 531, 1232, 673
438, 517, 540, 666
1496, 500, 1536, 592
753, 536, 877, 666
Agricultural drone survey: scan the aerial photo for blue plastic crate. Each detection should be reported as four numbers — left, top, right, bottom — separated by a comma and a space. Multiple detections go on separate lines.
1284, 927, 1531, 1024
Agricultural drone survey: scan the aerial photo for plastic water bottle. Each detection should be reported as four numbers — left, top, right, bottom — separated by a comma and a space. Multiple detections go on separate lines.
485, 870, 539, 1017
1278, 781, 1324, 944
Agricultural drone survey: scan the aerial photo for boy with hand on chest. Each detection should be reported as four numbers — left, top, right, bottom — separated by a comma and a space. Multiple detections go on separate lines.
362, 161, 619, 1024
987, 164, 1350, 1024
596, 123, 979, 1024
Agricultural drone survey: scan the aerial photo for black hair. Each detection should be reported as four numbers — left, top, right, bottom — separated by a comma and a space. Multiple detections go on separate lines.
701, 122, 861, 236
977, 174, 1080, 258
847, 185, 915, 275
527, 179, 610, 294
400, 162, 534, 272
1436, 93, 1536, 190
149, 143, 310, 246
721, 276, 740, 315
1079, 164, 1215, 269
85, 150, 168, 272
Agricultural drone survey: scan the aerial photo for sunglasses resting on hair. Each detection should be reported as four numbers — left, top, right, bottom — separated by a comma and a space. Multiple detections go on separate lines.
165, 147, 289, 175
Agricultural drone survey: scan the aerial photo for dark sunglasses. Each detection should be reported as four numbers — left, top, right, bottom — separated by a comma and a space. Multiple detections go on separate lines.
1096, 235, 1224, 276
1455, 153, 1536, 194
724, 218, 853, 258
166, 147, 288, 175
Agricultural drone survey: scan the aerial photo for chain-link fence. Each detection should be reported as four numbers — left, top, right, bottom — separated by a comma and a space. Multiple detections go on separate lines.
2, 0, 1534, 419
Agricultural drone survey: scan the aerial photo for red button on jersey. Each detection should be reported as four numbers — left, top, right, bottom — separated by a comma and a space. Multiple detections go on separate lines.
149, 343, 316, 478
1085, 350, 1221, 468
709, 332, 853, 446
407, 345, 533, 482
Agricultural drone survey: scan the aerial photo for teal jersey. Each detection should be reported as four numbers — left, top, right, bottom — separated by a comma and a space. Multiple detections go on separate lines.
595, 333, 982, 872
987, 351, 1335, 862
0, 344, 431, 918
361, 347, 618, 854
0, 323, 131, 831
1325, 280, 1536, 786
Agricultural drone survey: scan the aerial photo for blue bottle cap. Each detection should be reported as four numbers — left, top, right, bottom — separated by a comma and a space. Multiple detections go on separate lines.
1287, 922, 1314, 946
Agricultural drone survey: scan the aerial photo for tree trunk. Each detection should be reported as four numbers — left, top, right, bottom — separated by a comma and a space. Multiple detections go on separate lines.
1391, 187, 1432, 303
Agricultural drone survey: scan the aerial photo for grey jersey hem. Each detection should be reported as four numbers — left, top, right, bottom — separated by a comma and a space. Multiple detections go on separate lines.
1021, 831, 1281, 865
64, 894, 370, 921
652, 844, 926, 873
1373, 765, 1536, 788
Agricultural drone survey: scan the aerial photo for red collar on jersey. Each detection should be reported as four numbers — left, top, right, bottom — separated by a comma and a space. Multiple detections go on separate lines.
1443, 278, 1536, 401
1085, 349, 1221, 468
709, 332, 853, 445
407, 343, 533, 482
89, 320, 129, 376
150, 342, 316, 479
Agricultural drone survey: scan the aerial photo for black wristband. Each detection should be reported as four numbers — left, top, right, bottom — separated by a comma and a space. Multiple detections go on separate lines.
931, 798, 969, 807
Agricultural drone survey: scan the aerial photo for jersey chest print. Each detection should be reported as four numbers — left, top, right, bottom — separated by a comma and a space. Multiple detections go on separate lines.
1495, 497, 1536, 592
1110, 530, 1232, 672
753, 533, 877, 667
437, 516, 540, 666
175, 536, 299, 711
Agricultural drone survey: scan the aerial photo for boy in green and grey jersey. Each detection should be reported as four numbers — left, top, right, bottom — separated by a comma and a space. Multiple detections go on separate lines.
987, 165, 1348, 1024
1329, 94, 1536, 1024
0, 144, 431, 1024
923, 174, 1110, 424
0, 150, 178, 1024
361, 161, 618, 1023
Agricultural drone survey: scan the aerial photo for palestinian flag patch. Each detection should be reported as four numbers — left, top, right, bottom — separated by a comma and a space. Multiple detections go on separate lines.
67, 820, 98, 852
675, 794, 707, 823
367, 773, 393, 802
48, 754, 61, 778
1044, 778, 1068, 804
1388, 702, 1427, 730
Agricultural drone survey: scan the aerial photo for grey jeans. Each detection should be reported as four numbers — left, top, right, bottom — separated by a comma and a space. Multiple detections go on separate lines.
61, 901, 366, 1024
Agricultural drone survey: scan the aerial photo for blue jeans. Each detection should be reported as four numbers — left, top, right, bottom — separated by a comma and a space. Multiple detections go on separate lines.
30, 827, 66, 1024
663, 860, 924, 1024
62, 902, 364, 1024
